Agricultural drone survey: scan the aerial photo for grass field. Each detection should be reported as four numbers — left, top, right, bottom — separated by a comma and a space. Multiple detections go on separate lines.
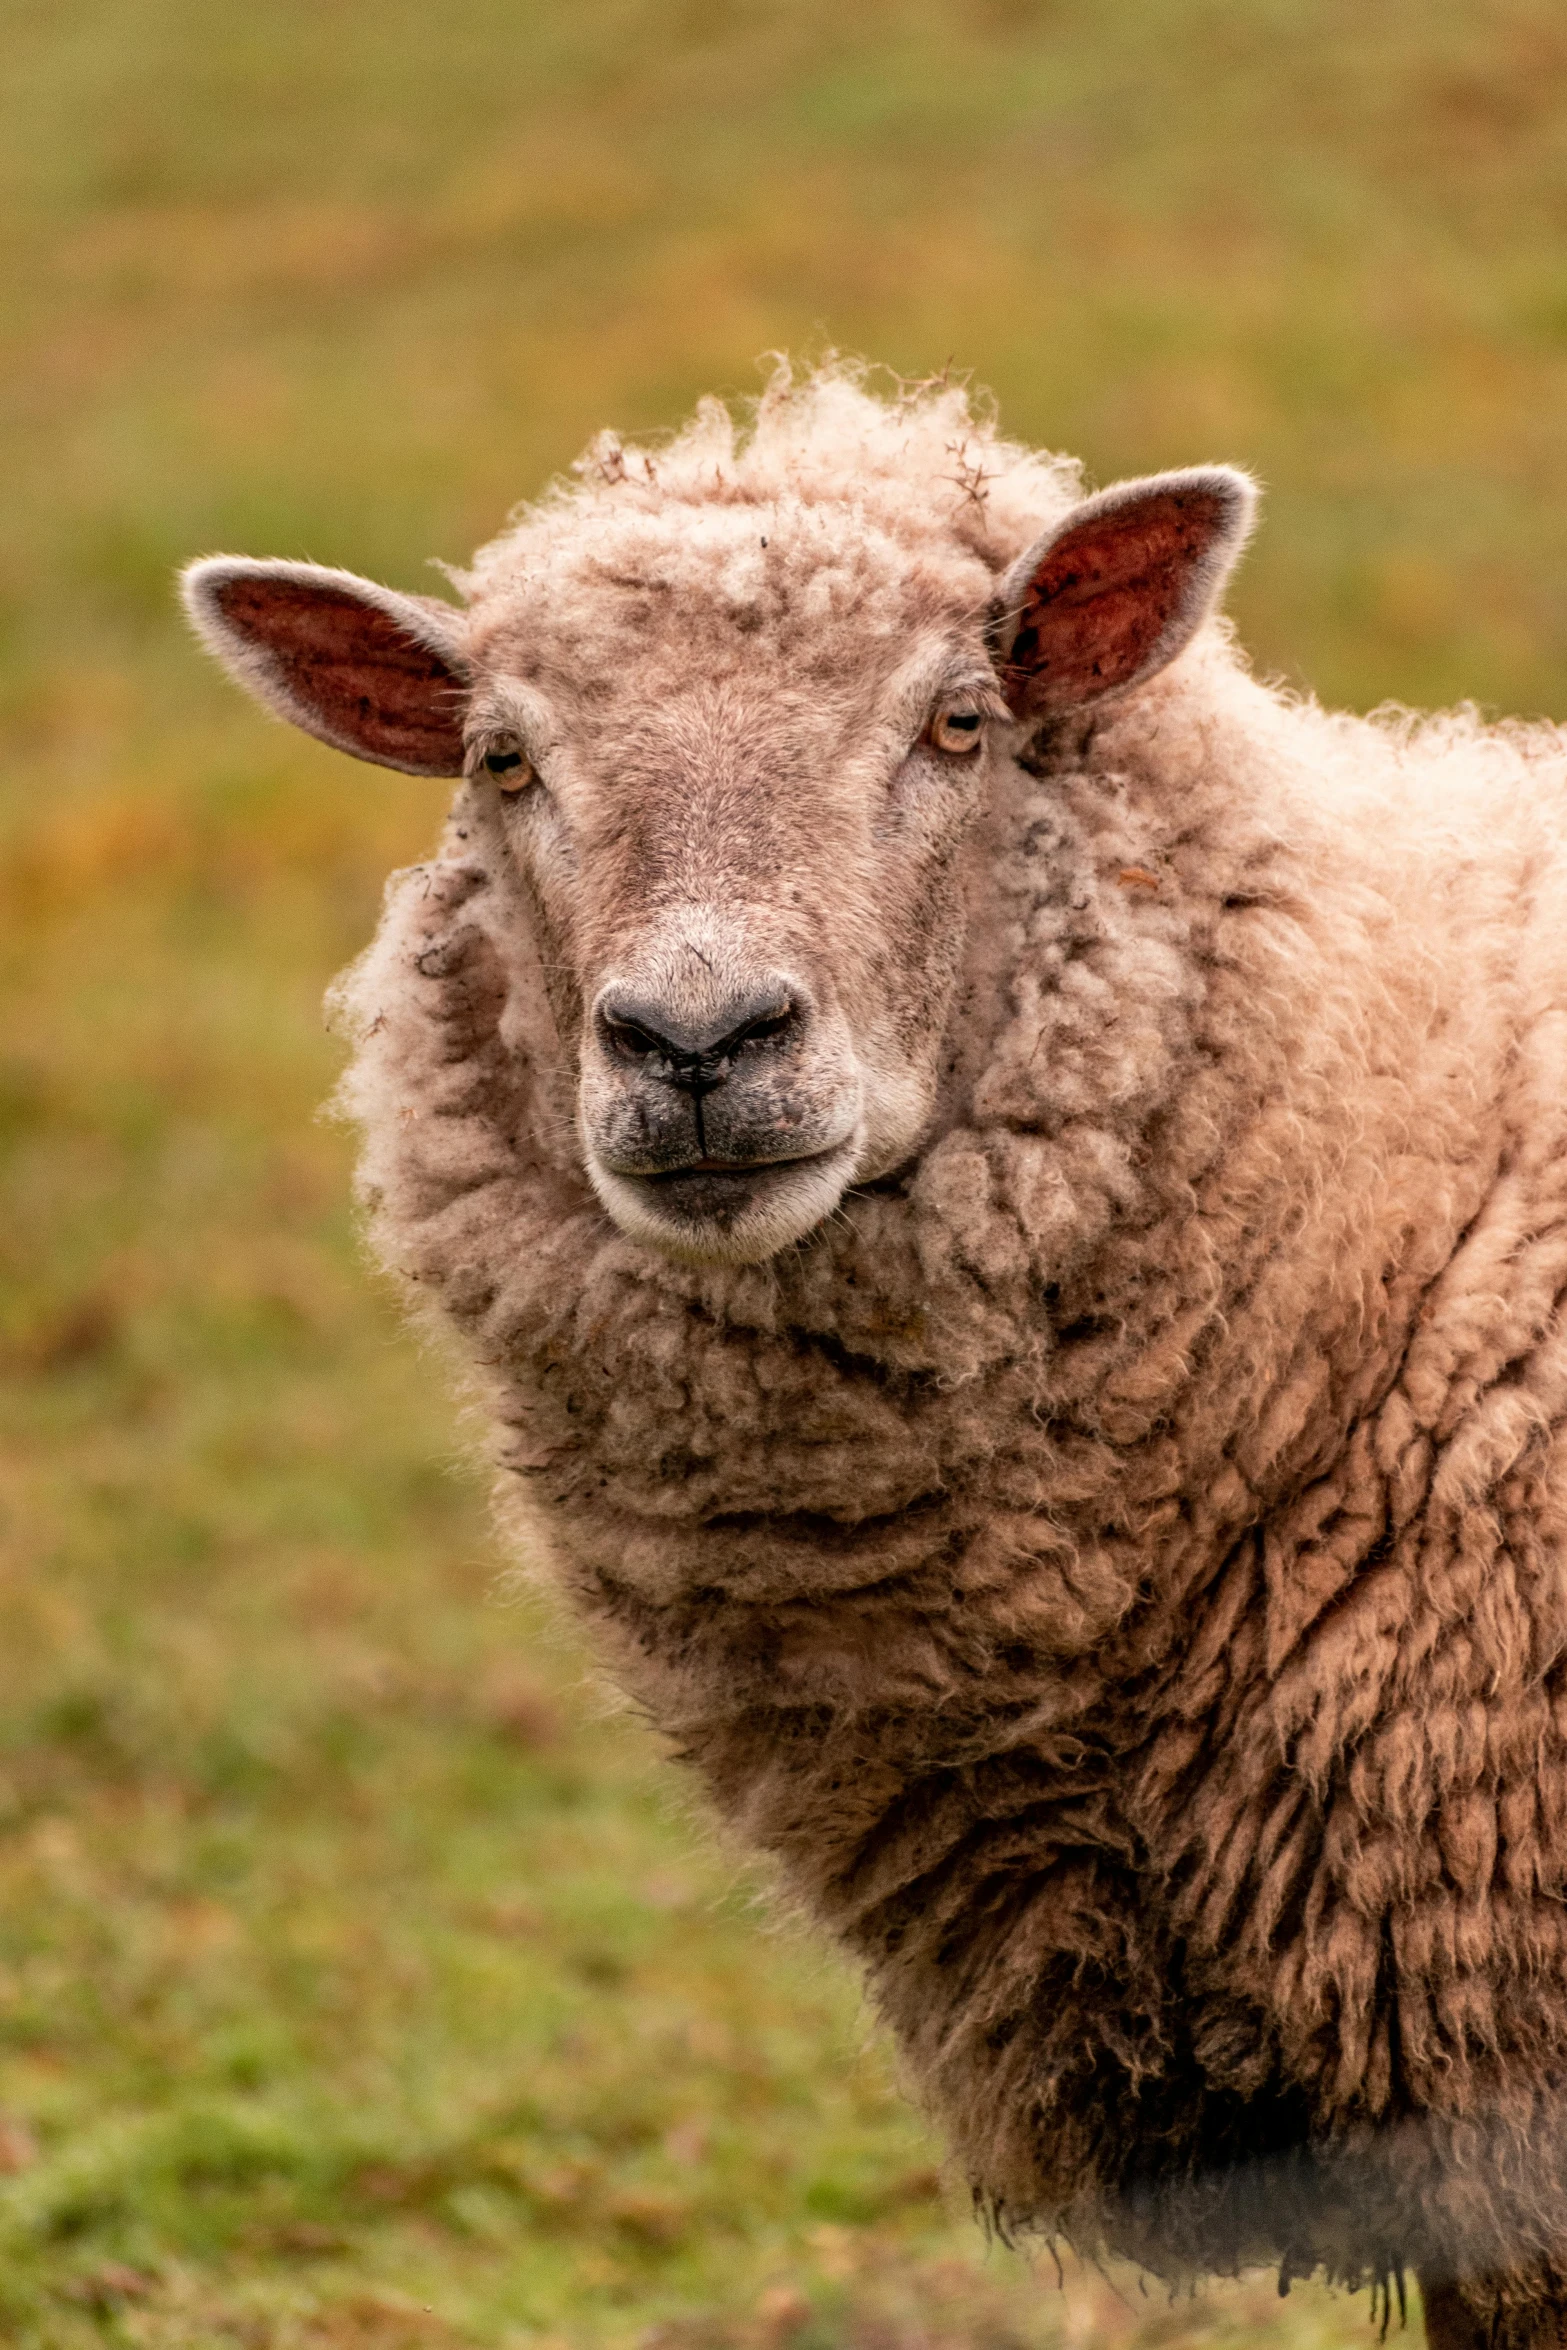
4, 1, 1567, 2342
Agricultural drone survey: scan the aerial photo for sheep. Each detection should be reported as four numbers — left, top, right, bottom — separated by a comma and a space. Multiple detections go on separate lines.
182, 360, 1567, 2350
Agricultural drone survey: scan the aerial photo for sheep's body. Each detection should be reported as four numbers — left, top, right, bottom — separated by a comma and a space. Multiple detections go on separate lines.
341, 646, 1567, 2289
218, 368, 1567, 2332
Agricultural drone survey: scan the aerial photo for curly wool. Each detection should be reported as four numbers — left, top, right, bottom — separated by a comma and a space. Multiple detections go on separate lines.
332, 365, 1567, 2304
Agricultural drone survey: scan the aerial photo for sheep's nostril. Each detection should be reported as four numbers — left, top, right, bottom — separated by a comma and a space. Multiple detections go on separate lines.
729, 1005, 796, 1050
595, 982, 808, 1083
603, 1014, 673, 1063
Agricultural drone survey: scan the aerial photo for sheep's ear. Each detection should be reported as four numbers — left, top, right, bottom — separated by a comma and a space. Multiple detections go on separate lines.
179, 557, 470, 777
995, 467, 1257, 720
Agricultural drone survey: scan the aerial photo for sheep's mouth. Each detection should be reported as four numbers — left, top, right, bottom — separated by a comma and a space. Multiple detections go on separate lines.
634, 1147, 845, 1222
586, 1134, 860, 1263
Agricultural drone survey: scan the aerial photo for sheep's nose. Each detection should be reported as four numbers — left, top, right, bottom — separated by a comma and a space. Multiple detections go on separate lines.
595, 979, 807, 1085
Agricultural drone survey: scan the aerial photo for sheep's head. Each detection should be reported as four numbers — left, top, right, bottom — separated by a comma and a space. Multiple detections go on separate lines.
183, 418, 1253, 1268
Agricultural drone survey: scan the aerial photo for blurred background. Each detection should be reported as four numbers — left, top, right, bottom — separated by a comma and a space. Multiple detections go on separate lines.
3, 1, 1566, 2342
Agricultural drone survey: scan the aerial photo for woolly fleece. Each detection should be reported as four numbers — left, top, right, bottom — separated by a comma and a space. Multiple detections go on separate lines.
324, 367, 1567, 2323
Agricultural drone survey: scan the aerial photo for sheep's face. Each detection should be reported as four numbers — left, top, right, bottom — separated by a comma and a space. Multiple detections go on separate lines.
466, 533, 1013, 1263
183, 460, 1253, 1266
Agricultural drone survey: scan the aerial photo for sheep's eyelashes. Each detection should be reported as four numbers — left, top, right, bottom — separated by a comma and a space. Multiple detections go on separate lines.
926, 706, 984, 756
483, 745, 536, 794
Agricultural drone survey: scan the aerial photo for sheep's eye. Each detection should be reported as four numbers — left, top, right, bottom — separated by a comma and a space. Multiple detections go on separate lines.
927, 705, 984, 756
483, 743, 535, 793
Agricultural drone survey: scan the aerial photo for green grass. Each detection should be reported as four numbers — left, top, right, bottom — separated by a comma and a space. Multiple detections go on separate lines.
3, 0, 1566, 2339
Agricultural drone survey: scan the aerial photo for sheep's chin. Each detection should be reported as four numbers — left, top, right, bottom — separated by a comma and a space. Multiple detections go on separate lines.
586, 1140, 859, 1267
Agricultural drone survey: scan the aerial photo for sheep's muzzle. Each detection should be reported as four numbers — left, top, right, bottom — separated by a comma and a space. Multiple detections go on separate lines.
578, 958, 864, 1264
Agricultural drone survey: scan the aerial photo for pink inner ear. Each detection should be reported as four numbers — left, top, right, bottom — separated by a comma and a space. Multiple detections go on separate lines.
1003, 487, 1229, 719
216, 576, 467, 773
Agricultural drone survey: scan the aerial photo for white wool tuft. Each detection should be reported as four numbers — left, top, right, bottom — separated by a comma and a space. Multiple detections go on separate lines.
457, 356, 1086, 599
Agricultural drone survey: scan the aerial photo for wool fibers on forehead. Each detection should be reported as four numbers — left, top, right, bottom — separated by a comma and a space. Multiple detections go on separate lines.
454, 359, 1087, 607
